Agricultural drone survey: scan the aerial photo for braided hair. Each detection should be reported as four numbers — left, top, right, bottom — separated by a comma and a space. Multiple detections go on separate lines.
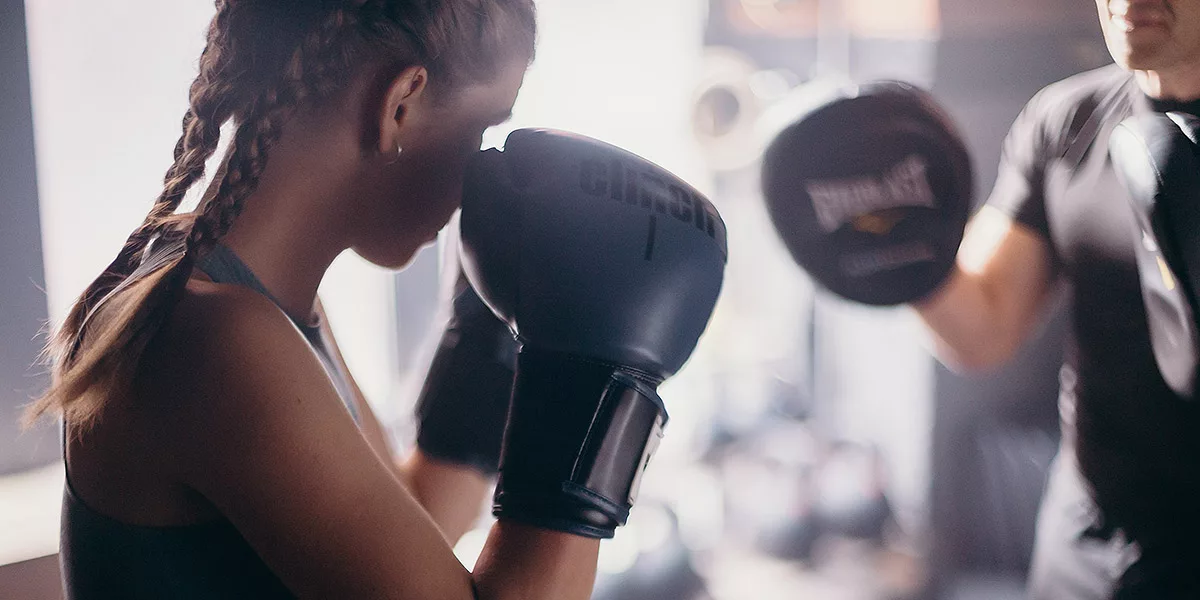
27, 0, 536, 428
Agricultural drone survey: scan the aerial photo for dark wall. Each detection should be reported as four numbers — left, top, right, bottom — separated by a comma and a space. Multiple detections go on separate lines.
1, 0, 55, 474
934, 0, 1110, 197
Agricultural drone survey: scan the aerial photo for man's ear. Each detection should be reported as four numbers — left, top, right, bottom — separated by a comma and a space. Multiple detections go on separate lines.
377, 65, 429, 155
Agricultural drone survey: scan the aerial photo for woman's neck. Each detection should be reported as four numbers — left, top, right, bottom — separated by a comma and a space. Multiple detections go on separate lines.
200, 100, 371, 321
214, 180, 351, 323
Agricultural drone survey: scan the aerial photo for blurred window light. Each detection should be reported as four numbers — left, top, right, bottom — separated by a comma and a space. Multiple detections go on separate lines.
846, 0, 940, 39
598, 528, 641, 576
727, 0, 939, 39
0, 464, 63, 566
731, 0, 821, 36
452, 528, 490, 570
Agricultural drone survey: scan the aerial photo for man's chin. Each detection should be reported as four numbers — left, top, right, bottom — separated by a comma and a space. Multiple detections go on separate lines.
1109, 36, 1176, 71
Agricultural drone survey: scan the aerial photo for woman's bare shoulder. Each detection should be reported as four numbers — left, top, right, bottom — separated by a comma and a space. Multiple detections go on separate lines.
141, 277, 345, 471
140, 279, 469, 597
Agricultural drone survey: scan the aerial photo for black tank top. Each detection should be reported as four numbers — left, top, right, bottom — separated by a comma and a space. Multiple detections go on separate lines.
61, 244, 362, 599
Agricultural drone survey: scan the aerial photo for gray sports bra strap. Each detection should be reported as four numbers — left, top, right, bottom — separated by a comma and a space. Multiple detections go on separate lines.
199, 244, 286, 305
197, 244, 362, 425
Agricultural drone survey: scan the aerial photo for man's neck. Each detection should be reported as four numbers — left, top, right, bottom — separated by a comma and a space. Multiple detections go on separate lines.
1134, 62, 1200, 101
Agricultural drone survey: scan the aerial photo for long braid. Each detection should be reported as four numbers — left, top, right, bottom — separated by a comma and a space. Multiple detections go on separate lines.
187, 95, 292, 256
188, 7, 357, 258
53, 5, 354, 385
34, 87, 303, 429
28, 0, 539, 429
51, 3, 237, 370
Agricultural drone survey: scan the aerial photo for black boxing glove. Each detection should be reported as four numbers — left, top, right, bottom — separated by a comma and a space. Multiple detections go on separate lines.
413, 244, 519, 474
762, 80, 973, 306
1110, 111, 1200, 398
460, 128, 727, 538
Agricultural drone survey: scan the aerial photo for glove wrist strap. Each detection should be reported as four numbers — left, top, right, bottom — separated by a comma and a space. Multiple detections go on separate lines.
493, 347, 668, 539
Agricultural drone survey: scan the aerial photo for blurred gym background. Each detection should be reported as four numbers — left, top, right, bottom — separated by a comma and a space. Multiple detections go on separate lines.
1, 0, 1110, 598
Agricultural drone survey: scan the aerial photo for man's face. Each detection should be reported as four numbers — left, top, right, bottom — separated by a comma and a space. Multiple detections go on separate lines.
1098, 0, 1200, 72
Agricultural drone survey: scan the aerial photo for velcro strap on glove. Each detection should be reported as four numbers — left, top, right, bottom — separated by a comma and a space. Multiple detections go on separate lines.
492, 347, 667, 539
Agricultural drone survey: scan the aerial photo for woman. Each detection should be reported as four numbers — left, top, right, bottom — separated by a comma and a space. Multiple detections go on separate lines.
24, 1, 600, 598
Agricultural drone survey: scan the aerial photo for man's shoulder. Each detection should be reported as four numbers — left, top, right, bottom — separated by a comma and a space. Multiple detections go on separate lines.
1019, 64, 1134, 145
1038, 63, 1132, 106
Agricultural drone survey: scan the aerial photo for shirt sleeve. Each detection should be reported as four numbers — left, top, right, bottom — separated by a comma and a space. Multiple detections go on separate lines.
985, 90, 1055, 241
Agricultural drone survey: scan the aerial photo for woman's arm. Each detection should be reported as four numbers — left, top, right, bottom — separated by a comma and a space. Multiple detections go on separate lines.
396, 451, 492, 545
473, 522, 598, 600
156, 283, 596, 599
314, 299, 491, 544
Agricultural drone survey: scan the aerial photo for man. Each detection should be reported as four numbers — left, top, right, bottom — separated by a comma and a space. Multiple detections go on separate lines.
915, 0, 1200, 597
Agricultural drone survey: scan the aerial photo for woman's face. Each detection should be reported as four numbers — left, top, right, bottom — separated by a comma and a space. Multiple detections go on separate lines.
352, 59, 527, 269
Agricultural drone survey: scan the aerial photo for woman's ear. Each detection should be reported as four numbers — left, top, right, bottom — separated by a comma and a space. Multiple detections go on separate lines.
377, 65, 429, 156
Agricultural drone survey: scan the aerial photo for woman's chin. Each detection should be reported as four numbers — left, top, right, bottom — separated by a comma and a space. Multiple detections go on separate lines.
353, 242, 423, 271
353, 218, 447, 271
